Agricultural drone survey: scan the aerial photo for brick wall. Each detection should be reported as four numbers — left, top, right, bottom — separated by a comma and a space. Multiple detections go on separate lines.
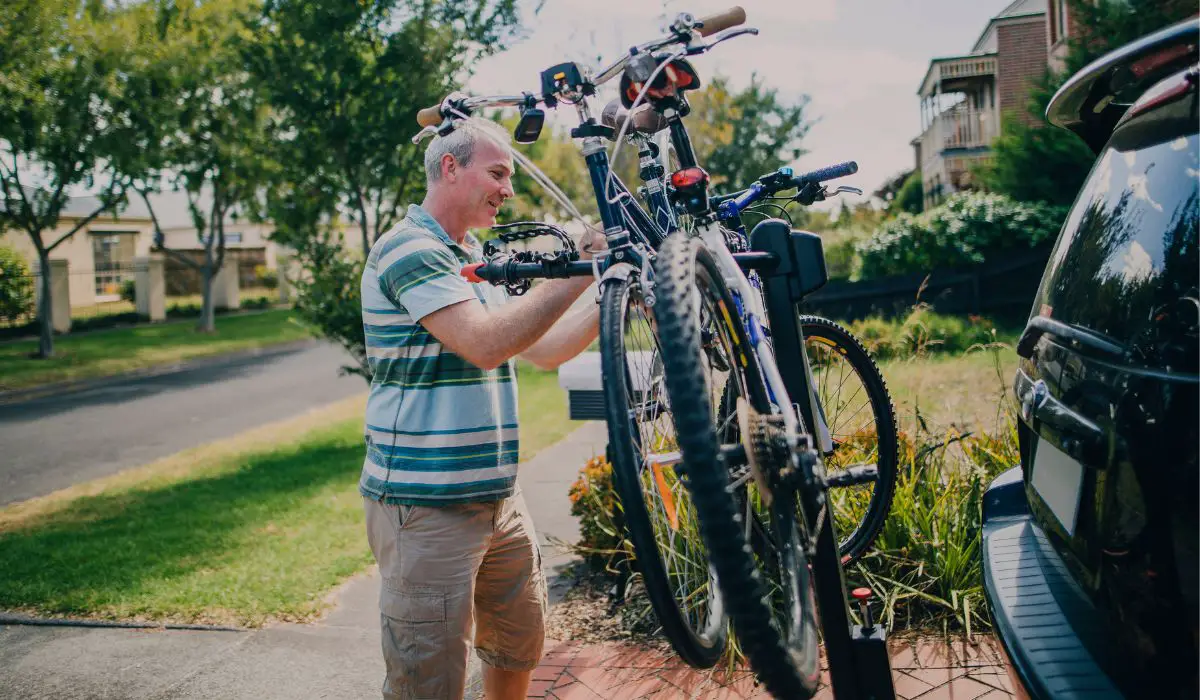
997, 19, 1050, 126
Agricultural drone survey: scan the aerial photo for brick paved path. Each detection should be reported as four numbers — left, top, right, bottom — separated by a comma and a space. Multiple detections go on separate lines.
527, 636, 1017, 699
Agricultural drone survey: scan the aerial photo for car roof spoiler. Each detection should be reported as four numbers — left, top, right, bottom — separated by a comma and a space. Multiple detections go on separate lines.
1046, 18, 1199, 154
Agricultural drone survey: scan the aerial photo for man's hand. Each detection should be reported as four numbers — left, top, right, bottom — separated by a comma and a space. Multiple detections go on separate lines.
578, 228, 608, 260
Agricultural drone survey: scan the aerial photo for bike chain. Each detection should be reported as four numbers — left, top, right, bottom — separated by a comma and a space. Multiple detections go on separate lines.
482, 222, 580, 296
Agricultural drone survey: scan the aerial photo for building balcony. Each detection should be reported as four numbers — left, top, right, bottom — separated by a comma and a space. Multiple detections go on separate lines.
919, 54, 998, 97
919, 107, 999, 166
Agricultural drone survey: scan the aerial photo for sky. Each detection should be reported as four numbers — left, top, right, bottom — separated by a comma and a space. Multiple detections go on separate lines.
467, 0, 1020, 208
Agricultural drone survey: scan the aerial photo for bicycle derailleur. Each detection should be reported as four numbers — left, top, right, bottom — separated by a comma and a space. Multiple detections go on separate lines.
735, 397, 826, 509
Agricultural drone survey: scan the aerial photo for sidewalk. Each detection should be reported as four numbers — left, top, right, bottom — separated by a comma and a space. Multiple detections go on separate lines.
527, 636, 1016, 699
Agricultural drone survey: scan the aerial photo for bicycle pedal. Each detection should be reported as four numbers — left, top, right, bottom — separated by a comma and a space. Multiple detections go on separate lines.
825, 464, 878, 488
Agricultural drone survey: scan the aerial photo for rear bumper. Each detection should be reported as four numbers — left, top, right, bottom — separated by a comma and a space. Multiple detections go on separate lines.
981, 467, 1125, 700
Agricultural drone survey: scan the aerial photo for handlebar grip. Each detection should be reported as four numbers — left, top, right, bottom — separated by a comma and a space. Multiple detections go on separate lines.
695, 6, 746, 37
461, 262, 486, 283
416, 104, 444, 128
793, 160, 858, 185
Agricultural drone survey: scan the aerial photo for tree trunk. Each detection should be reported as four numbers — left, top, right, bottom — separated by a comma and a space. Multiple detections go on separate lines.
197, 264, 216, 333
36, 248, 54, 358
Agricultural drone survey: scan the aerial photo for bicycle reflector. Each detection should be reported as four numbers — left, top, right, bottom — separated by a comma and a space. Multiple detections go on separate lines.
669, 167, 711, 216
670, 167, 709, 189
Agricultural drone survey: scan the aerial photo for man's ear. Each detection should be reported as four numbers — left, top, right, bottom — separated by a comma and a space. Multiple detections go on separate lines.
441, 154, 457, 183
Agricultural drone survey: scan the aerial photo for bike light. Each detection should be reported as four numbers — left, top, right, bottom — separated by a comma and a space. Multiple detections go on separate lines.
670, 167, 709, 189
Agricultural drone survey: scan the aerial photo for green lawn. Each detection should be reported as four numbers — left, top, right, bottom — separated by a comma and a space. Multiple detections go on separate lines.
0, 360, 577, 625
0, 309, 310, 391
880, 344, 1019, 434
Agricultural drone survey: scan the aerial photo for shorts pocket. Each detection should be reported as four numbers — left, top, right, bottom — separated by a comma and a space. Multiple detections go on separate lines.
380, 588, 448, 699
382, 588, 445, 623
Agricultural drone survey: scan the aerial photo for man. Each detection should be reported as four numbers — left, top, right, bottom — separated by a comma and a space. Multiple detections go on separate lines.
359, 117, 602, 700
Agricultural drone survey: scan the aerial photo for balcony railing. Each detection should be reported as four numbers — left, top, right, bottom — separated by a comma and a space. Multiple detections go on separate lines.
919, 108, 998, 166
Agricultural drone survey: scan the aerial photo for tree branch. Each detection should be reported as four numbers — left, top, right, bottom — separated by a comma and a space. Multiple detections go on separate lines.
141, 188, 202, 271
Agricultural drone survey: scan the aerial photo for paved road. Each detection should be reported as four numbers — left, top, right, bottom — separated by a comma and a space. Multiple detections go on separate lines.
0, 342, 366, 506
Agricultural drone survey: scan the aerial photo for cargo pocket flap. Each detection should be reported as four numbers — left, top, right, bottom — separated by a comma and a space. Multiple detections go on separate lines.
381, 588, 445, 623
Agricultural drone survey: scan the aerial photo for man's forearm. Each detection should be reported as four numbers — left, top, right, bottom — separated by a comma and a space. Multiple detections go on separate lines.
521, 302, 599, 369
478, 277, 592, 368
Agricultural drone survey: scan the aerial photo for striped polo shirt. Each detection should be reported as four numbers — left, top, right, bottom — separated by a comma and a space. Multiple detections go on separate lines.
358, 204, 518, 505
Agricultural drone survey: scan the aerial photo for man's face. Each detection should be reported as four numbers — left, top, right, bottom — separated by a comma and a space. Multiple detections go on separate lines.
443, 138, 514, 229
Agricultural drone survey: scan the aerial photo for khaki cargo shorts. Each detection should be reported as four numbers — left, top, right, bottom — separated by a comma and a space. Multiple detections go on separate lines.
363, 492, 548, 700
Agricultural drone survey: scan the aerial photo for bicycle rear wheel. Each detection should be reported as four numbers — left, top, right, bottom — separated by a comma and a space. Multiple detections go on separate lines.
801, 315, 898, 564
651, 233, 820, 698
600, 272, 727, 668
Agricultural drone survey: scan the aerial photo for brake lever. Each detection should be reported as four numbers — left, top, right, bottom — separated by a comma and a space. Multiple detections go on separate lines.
825, 185, 863, 198
686, 27, 759, 55
411, 125, 439, 145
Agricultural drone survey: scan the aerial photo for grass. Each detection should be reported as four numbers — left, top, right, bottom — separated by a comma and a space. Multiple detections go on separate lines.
0, 396, 371, 626
516, 359, 578, 461
0, 361, 577, 625
880, 345, 1019, 433
0, 309, 310, 391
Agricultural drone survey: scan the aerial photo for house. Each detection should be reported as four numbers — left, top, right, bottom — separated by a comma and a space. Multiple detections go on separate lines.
2, 190, 362, 310
912, 0, 1076, 208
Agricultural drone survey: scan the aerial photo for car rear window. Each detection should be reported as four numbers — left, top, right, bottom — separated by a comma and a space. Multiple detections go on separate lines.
1034, 89, 1198, 372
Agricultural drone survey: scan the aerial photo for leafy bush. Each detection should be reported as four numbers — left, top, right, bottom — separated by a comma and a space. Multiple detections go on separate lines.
240, 296, 272, 310
119, 279, 136, 304
851, 418, 1017, 634
254, 264, 279, 290
0, 246, 35, 323
856, 192, 1067, 279
847, 305, 1009, 361
568, 455, 624, 568
289, 239, 370, 381
823, 237, 861, 281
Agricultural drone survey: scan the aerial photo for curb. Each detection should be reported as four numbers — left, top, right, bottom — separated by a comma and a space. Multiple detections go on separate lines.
0, 612, 246, 633
0, 338, 319, 406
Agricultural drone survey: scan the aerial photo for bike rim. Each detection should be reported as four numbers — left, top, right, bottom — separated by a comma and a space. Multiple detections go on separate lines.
620, 281, 724, 644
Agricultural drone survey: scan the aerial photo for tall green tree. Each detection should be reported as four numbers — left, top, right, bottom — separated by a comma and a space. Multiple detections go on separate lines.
117, 0, 271, 333
688, 74, 812, 190
976, 0, 1195, 205
248, 0, 524, 257
0, 0, 132, 358
247, 0, 525, 379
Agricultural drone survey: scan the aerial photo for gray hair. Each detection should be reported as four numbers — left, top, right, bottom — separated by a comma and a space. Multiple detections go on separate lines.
424, 117, 512, 188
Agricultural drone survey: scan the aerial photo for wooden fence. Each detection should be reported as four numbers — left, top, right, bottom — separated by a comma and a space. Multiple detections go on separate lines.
800, 245, 1053, 323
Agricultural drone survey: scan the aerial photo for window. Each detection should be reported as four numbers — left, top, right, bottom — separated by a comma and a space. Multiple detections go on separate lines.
91, 232, 137, 299
1054, 0, 1069, 44
1034, 109, 1198, 370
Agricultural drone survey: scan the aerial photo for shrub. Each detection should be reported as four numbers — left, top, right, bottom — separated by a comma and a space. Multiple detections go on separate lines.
823, 236, 861, 281
255, 264, 279, 290
847, 306, 1006, 361
568, 455, 624, 568
119, 279, 136, 304
0, 246, 35, 323
850, 417, 1017, 635
856, 192, 1067, 279
240, 296, 272, 310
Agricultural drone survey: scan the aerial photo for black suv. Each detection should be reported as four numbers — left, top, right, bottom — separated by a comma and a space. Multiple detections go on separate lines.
981, 19, 1198, 700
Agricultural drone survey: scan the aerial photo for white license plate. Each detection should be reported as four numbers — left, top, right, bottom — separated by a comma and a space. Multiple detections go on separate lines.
1030, 437, 1085, 536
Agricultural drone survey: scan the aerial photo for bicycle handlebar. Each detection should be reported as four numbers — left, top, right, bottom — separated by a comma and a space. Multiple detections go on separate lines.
461, 259, 595, 285
696, 6, 746, 37
791, 161, 858, 187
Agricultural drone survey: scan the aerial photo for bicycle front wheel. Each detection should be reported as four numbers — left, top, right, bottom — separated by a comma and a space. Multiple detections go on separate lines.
600, 272, 727, 668
651, 233, 820, 699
